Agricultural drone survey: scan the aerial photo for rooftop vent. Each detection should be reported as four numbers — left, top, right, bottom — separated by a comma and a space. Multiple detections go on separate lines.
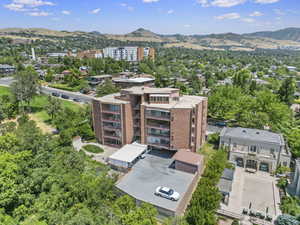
256, 131, 260, 135
242, 130, 247, 133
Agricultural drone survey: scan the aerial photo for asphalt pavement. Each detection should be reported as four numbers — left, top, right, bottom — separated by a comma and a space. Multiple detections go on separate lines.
0, 76, 94, 103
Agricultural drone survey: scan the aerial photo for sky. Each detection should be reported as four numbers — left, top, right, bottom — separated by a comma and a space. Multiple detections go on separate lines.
0, 0, 300, 35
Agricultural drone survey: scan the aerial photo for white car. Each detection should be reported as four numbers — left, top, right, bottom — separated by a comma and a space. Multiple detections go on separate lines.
155, 186, 180, 201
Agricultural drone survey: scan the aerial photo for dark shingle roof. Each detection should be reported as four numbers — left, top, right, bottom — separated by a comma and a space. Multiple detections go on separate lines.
220, 127, 284, 145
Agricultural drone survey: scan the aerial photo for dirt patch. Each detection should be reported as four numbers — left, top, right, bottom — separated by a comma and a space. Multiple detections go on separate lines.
29, 114, 54, 134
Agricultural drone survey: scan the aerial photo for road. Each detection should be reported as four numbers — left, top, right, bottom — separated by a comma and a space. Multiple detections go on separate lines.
0, 76, 94, 103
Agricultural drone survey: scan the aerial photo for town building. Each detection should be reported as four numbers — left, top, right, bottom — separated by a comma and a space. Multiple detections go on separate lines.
103, 47, 155, 62
92, 87, 207, 152
112, 77, 155, 89
77, 49, 103, 58
88, 75, 112, 86
0, 64, 16, 75
219, 127, 291, 173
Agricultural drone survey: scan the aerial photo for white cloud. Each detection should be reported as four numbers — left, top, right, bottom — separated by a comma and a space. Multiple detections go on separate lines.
198, 0, 246, 7
51, 17, 60, 21
120, 3, 134, 11
197, 0, 209, 7
184, 24, 192, 28
215, 12, 240, 20
241, 17, 255, 23
143, 0, 159, 3
212, 0, 246, 7
167, 9, 174, 14
61, 10, 71, 15
13, 0, 54, 7
250, 11, 263, 16
4, 3, 27, 11
28, 11, 51, 16
90, 8, 101, 14
254, 0, 280, 3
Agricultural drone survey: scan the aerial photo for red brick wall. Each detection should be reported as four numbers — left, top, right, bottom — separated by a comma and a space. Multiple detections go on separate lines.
171, 108, 192, 150
122, 103, 134, 144
92, 100, 103, 143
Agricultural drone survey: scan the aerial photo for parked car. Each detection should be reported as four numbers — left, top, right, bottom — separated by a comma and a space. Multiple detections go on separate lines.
73, 98, 82, 102
61, 94, 69, 99
155, 186, 180, 201
52, 92, 60, 97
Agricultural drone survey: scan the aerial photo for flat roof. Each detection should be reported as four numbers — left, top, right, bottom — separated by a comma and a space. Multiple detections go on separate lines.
173, 150, 203, 166
143, 95, 206, 109
218, 178, 233, 194
93, 93, 129, 104
109, 143, 147, 163
116, 150, 195, 212
90, 75, 112, 78
123, 86, 178, 95
221, 168, 234, 181
220, 127, 284, 145
113, 77, 155, 83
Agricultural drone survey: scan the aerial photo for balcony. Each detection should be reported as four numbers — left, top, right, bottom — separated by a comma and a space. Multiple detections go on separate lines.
146, 110, 170, 121
147, 136, 170, 149
102, 114, 121, 122
102, 104, 121, 114
147, 122, 170, 130
103, 121, 121, 131
147, 142, 170, 149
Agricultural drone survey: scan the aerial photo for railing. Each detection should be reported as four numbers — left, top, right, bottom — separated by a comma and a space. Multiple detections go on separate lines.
147, 132, 170, 138
103, 125, 121, 131
147, 123, 170, 130
102, 117, 121, 122
146, 111, 170, 121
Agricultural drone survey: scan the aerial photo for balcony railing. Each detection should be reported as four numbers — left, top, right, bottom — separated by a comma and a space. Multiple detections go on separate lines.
147, 132, 170, 138
146, 113, 170, 121
102, 116, 121, 122
103, 125, 121, 131
101, 109, 121, 114
147, 142, 170, 149
147, 123, 170, 130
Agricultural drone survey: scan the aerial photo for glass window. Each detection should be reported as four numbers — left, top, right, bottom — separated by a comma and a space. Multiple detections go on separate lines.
250, 146, 257, 152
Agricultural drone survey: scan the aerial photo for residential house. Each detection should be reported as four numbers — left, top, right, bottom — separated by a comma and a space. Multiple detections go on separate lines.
219, 127, 291, 173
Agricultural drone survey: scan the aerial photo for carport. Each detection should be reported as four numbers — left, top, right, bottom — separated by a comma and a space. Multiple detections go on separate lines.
108, 142, 147, 169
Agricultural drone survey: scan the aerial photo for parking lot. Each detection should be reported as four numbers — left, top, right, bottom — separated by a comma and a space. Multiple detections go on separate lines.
116, 150, 197, 216
221, 167, 281, 218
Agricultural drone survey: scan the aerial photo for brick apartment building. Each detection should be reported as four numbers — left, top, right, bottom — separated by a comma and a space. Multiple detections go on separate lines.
103, 47, 155, 62
92, 87, 207, 152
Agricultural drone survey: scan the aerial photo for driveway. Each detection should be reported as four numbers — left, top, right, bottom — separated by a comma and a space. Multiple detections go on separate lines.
221, 167, 281, 219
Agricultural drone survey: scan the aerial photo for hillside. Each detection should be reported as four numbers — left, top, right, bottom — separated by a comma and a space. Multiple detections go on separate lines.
247, 27, 300, 42
1, 27, 300, 51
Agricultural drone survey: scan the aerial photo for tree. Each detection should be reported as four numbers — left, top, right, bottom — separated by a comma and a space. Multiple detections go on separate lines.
11, 67, 40, 112
96, 79, 119, 97
275, 214, 300, 225
278, 77, 296, 106
277, 177, 288, 189
45, 96, 62, 120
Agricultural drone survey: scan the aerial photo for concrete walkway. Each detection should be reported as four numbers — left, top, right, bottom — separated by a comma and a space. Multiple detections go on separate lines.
72, 137, 118, 164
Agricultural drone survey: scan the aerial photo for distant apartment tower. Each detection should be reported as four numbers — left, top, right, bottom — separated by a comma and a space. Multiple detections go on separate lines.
103, 47, 155, 62
92, 87, 207, 152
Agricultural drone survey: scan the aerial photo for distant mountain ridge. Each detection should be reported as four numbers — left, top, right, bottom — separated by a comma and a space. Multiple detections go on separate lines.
1, 27, 300, 51
246, 27, 300, 42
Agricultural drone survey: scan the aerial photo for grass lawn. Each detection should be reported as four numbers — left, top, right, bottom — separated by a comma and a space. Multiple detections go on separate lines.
83, 145, 104, 154
0, 86, 83, 130
29, 95, 83, 123
0, 86, 12, 96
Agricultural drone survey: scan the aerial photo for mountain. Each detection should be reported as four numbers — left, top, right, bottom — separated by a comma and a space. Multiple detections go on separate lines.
247, 27, 300, 42
1, 27, 300, 51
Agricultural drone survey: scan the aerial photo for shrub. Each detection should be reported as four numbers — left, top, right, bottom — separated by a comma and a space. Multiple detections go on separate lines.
83, 145, 104, 153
